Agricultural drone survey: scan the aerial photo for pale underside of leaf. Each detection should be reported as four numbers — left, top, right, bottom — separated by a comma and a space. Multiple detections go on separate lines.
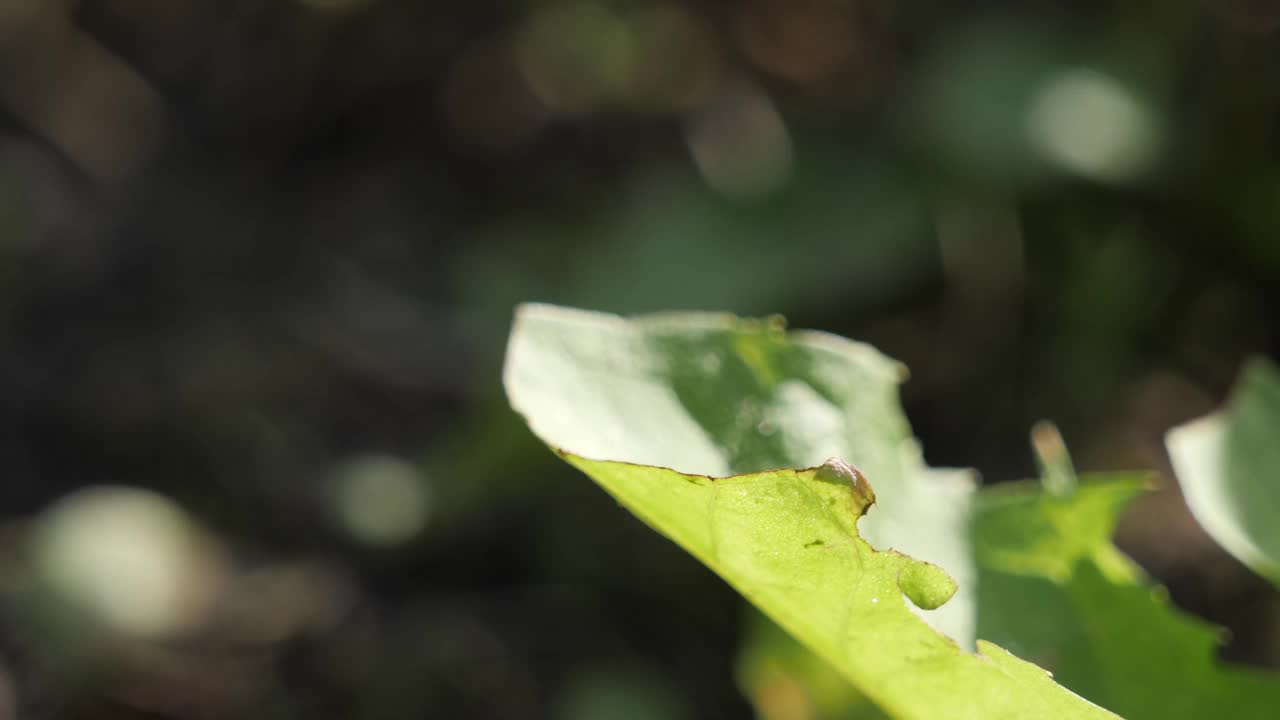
503, 303, 976, 643
1167, 358, 1280, 586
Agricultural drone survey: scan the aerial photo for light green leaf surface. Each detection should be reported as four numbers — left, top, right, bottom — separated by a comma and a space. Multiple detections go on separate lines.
1166, 358, 1280, 585
504, 304, 1115, 720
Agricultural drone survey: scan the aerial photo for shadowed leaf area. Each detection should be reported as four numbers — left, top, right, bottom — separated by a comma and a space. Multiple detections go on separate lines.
973, 476, 1280, 719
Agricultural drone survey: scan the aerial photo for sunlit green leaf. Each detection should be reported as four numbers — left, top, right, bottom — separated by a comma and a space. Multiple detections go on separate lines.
503, 304, 1116, 719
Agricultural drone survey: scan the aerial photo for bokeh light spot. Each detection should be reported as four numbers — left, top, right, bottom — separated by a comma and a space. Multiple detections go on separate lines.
1027, 68, 1159, 182
685, 81, 793, 198
617, 5, 721, 111
735, 0, 863, 90
517, 2, 634, 113
32, 486, 223, 638
332, 455, 431, 547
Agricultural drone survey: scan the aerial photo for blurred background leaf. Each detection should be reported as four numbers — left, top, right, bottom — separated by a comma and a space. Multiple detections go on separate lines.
973, 472, 1280, 719
1167, 358, 1280, 587
737, 612, 888, 720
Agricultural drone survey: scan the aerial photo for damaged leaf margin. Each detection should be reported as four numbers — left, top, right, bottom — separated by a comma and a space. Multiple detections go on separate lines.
504, 303, 1117, 719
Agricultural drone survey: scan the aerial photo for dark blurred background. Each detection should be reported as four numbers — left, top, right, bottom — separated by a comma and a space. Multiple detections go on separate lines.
2, 1, 1280, 718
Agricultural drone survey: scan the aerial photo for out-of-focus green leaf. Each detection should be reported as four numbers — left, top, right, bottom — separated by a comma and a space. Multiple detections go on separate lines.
1166, 358, 1280, 585
974, 473, 1280, 719
503, 304, 1117, 720
738, 612, 889, 720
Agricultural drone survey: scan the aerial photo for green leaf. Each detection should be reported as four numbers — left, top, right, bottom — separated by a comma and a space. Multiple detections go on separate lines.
1166, 358, 1280, 585
736, 467, 1280, 720
737, 611, 890, 720
504, 304, 1117, 720
735, 436, 1280, 720
503, 304, 977, 642
973, 473, 1280, 719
